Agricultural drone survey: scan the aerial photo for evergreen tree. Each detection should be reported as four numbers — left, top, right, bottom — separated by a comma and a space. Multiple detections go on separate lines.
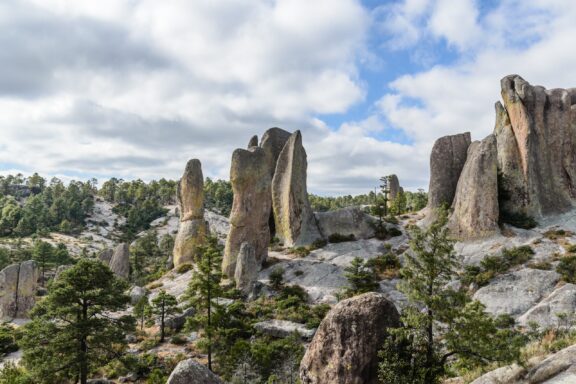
378, 208, 524, 383
184, 236, 224, 371
32, 240, 53, 286
19, 259, 134, 384
343, 256, 379, 297
133, 296, 152, 331
151, 290, 179, 343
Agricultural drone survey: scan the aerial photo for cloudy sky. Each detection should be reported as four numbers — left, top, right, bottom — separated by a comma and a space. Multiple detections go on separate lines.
1, 0, 575, 195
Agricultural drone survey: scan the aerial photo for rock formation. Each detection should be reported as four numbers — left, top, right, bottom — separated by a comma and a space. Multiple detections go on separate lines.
98, 248, 113, 266
272, 131, 322, 247
315, 207, 376, 240
260, 127, 292, 177
109, 243, 130, 279
299, 292, 400, 384
172, 159, 208, 268
496, 75, 576, 217
448, 134, 500, 239
247, 135, 258, 148
234, 242, 258, 293
222, 146, 272, 277
0, 260, 39, 319
388, 174, 401, 202
166, 358, 223, 384
427, 132, 472, 210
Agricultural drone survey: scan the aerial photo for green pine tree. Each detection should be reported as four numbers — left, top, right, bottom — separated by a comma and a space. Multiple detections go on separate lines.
343, 256, 379, 297
151, 290, 180, 343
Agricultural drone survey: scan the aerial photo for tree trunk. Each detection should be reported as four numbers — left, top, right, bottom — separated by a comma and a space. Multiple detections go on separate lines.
207, 251, 212, 371
80, 301, 89, 384
160, 301, 165, 342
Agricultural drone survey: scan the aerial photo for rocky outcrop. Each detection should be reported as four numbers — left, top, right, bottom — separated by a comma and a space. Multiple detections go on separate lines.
172, 159, 208, 268
234, 242, 258, 293
517, 283, 576, 329
272, 131, 322, 247
299, 292, 400, 384
109, 243, 130, 279
130, 286, 147, 305
254, 319, 316, 340
388, 174, 401, 202
496, 75, 576, 218
247, 135, 258, 148
0, 261, 39, 319
98, 248, 113, 265
222, 147, 272, 277
166, 358, 223, 384
427, 132, 472, 210
315, 207, 376, 240
260, 127, 292, 177
448, 134, 500, 239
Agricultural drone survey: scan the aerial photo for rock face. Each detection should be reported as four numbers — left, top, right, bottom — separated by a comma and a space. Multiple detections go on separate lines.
109, 243, 130, 279
222, 146, 272, 277
496, 75, 576, 218
448, 134, 500, 239
254, 319, 316, 340
234, 242, 258, 293
315, 207, 376, 240
388, 174, 401, 202
166, 358, 223, 384
299, 292, 400, 384
98, 248, 113, 265
427, 132, 472, 210
247, 134, 258, 148
0, 261, 39, 319
517, 283, 576, 329
173, 159, 208, 268
130, 286, 147, 305
272, 131, 322, 247
260, 127, 292, 177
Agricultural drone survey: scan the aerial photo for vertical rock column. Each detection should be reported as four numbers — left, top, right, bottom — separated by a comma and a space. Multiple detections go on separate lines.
0, 261, 39, 320
172, 159, 208, 268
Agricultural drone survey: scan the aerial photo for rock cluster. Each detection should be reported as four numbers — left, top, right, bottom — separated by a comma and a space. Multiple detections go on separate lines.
299, 292, 400, 384
0, 260, 39, 319
172, 159, 208, 268
428, 75, 576, 239
166, 358, 223, 384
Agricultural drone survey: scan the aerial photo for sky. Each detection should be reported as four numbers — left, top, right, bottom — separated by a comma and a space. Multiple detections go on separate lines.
1, 0, 576, 195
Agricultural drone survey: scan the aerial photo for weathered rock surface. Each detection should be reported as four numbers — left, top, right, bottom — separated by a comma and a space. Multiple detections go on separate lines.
472, 344, 576, 383
496, 75, 576, 217
0, 261, 39, 319
223, 146, 272, 277
254, 319, 316, 340
315, 207, 376, 240
247, 134, 258, 148
166, 358, 223, 384
517, 283, 576, 329
205, 211, 230, 239
130, 286, 147, 305
448, 134, 500, 239
234, 242, 258, 293
388, 174, 401, 203
109, 243, 130, 279
173, 159, 207, 267
473, 268, 560, 317
260, 127, 292, 177
272, 130, 322, 247
427, 132, 471, 210
98, 248, 113, 265
299, 292, 400, 384
165, 307, 195, 331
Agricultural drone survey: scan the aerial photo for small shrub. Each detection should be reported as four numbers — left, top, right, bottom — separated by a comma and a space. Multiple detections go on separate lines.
175, 263, 193, 274
328, 233, 356, 243
310, 238, 328, 250
294, 270, 304, 277
502, 245, 534, 266
557, 256, 576, 283
147, 282, 163, 290
384, 216, 399, 225
528, 261, 552, 270
0, 324, 18, 355
291, 247, 310, 257
387, 227, 402, 237
565, 244, 576, 253
368, 253, 401, 278
500, 211, 537, 229
269, 267, 284, 290
170, 335, 187, 345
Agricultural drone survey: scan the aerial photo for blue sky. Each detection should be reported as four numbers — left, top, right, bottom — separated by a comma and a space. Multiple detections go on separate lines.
0, 0, 575, 195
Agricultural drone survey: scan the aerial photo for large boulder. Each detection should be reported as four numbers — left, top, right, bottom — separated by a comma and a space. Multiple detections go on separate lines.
260, 127, 292, 177
222, 146, 272, 277
109, 243, 130, 279
166, 358, 223, 384
299, 292, 400, 384
234, 242, 258, 293
497, 75, 576, 217
0, 261, 39, 319
517, 283, 576, 329
272, 130, 322, 247
315, 207, 376, 240
448, 134, 500, 239
172, 159, 208, 268
427, 132, 471, 210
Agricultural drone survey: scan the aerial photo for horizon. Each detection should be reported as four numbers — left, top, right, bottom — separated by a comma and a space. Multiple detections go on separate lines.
1, 0, 575, 195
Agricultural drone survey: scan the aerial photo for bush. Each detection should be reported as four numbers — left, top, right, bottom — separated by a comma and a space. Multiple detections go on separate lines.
387, 227, 402, 237
310, 238, 328, 250
170, 335, 187, 345
175, 263, 193, 274
0, 324, 18, 355
291, 247, 310, 257
328, 233, 356, 243
368, 253, 401, 278
565, 244, 576, 253
528, 261, 552, 270
557, 256, 576, 283
501, 245, 534, 266
500, 211, 537, 229
269, 267, 284, 290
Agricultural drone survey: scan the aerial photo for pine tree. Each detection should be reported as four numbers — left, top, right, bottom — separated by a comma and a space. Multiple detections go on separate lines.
151, 290, 179, 342
343, 256, 379, 297
133, 296, 152, 331
19, 259, 134, 384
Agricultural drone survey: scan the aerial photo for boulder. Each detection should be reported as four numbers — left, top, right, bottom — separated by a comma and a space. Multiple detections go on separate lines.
517, 283, 576, 329
427, 132, 471, 210
173, 159, 207, 267
222, 146, 272, 277
473, 268, 560, 318
130, 286, 147, 305
497, 75, 576, 217
98, 248, 113, 266
299, 292, 400, 384
166, 358, 223, 384
165, 307, 195, 331
448, 134, 500, 239
254, 319, 316, 340
0, 261, 39, 319
247, 134, 258, 148
315, 207, 376, 240
234, 242, 259, 293
109, 243, 130, 279
272, 130, 322, 247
